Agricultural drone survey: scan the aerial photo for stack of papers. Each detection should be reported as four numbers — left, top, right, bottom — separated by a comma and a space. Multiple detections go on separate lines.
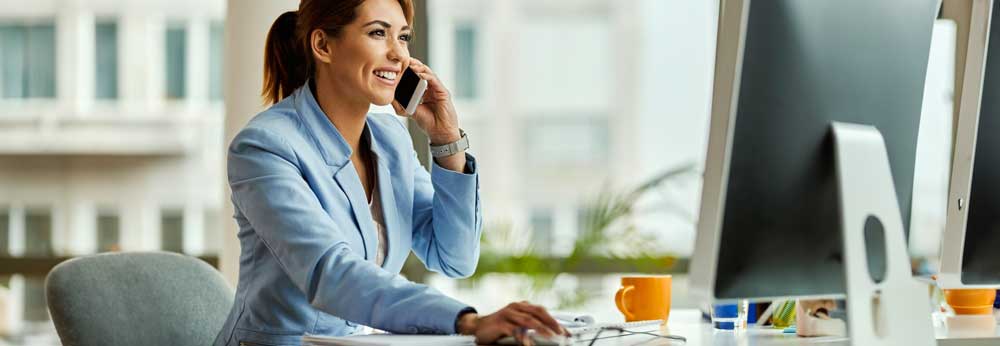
302, 334, 475, 346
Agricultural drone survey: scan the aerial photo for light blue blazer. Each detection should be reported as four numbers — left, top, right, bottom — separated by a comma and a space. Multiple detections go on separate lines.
214, 82, 483, 346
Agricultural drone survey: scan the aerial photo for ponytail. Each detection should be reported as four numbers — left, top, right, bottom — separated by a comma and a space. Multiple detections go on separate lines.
263, 11, 309, 105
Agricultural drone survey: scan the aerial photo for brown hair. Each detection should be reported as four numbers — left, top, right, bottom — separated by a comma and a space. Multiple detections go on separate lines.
262, 0, 414, 105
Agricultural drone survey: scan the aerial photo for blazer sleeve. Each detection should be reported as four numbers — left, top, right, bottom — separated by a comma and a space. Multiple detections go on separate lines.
228, 126, 469, 334
409, 150, 484, 279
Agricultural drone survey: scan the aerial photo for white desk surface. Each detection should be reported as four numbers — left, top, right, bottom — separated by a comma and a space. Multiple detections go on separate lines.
563, 309, 1000, 346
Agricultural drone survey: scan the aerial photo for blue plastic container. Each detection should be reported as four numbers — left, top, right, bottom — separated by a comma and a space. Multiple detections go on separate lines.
712, 304, 739, 330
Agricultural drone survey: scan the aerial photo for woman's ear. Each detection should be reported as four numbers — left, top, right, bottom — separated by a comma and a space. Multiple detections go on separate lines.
310, 29, 333, 64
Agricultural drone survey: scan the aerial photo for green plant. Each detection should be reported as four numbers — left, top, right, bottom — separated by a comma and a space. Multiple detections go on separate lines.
471, 163, 699, 309
572, 163, 698, 259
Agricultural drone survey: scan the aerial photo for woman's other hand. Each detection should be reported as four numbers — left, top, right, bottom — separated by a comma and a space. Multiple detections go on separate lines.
455, 301, 569, 345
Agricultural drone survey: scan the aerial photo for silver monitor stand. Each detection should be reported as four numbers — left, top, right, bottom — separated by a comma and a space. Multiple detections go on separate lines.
832, 122, 935, 345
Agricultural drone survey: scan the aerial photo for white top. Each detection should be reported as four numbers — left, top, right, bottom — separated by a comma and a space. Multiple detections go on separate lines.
367, 157, 388, 267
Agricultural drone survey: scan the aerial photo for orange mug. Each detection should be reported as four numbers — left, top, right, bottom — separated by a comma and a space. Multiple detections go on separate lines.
615, 275, 671, 322
944, 289, 996, 315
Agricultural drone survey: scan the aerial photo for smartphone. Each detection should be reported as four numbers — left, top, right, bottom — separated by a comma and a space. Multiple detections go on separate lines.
394, 67, 428, 116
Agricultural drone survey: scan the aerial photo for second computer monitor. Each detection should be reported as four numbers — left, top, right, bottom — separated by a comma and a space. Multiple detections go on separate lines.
963, 5, 1000, 285
939, 0, 1000, 288
691, 0, 939, 301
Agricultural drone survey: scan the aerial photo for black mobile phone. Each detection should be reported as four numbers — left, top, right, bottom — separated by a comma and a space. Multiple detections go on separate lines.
393, 67, 427, 115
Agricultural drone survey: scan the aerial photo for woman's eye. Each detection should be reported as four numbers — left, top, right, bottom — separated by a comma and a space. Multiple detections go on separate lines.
369, 29, 386, 38
399, 34, 411, 42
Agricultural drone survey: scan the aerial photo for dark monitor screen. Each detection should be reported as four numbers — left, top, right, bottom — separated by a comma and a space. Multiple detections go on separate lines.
962, 0, 1000, 285
714, 0, 937, 299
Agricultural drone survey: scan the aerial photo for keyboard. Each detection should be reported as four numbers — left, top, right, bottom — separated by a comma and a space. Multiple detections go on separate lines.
496, 320, 666, 345
567, 319, 665, 336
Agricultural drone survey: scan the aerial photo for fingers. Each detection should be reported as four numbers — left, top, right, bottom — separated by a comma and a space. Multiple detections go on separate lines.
512, 327, 533, 346
504, 310, 556, 338
407, 58, 450, 97
493, 320, 530, 346
408, 57, 427, 69
412, 69, 443, 87
475, 303, 563, 346
511, 302, 565, 336
411, 70, 448, 97
391, 100, 407, 116
421, 89, 433, 104
407, 58, 432, 75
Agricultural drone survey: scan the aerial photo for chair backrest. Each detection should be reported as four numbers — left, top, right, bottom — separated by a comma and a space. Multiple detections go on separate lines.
46, 252, 233, 346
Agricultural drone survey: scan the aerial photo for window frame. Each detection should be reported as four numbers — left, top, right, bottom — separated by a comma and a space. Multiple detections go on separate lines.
159, 207, 185, 253
0, 20, 58, 100
94, 18, 120, 101
23, 206, 54, 257
208, 20, 224, 103
96, 208, 121, 253
164, 21, 188, 101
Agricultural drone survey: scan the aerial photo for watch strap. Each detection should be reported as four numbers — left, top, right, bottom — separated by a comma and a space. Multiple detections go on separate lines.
430, 129, 469, 158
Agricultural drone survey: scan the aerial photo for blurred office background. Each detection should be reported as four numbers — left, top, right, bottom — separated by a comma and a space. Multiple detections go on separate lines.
0, 0, 956, 344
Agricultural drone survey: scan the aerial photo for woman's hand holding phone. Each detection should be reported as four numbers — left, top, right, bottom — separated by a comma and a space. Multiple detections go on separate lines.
391, 58, 461, 146
392, 58, 467, 172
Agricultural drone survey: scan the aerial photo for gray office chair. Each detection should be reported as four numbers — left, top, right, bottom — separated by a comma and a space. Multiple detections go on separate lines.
45, 252, 234, 346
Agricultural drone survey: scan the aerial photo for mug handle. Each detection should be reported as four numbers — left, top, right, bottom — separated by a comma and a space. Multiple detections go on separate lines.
615, 285, 636, 321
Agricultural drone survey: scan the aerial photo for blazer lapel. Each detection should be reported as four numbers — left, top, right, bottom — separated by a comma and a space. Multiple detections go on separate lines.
332, 162, 378, 263
373, 153, 401, 269
367, 120, 404, 270
292, 82, 379, 264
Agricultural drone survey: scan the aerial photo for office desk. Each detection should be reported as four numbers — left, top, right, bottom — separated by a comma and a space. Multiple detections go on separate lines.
550, 310, 1000, 346
561, 309, 846, 345
934, 313, 1000, 346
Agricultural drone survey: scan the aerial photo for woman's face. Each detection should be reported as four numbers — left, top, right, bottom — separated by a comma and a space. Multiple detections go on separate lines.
322, 0, 412, 106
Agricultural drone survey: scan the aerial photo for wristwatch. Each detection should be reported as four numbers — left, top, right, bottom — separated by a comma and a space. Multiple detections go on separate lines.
430, 129, 469, 158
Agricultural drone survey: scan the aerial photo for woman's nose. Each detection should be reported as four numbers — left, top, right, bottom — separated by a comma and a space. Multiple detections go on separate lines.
387, 40, 408, 63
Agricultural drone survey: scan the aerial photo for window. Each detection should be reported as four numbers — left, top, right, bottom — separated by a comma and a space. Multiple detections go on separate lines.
23, 208, 52, 321
515, 17, 611, 112
24, 209, 52, 257
0, 22, 56, 99
24, 278, 48, 322
524, 116, 609, 165
165, 24, 187, 99
529, 208, 554, 255
576, 206, 592, 236
453, 23, 478, 99
209, 21, 224, 102
203, 208, 221, 255
161, 209, 184, 253
95, 21, 119, 100
97, 211, 120, 252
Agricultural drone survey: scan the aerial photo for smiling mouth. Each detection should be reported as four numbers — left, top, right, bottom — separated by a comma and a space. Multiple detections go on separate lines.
374, 70, 397, 83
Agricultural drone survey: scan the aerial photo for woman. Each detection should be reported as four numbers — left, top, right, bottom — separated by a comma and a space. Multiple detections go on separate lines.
213, 0, 567, 345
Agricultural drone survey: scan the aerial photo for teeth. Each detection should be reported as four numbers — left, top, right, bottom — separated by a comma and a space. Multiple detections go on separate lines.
375, 71, 396, 80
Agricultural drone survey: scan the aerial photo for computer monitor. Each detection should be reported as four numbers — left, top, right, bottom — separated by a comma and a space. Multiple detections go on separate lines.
690, 0, 940, 303
939, 0, 1000, 289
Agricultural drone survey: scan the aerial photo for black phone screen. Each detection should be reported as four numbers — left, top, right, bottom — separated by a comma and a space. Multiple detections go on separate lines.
394, 67, 420, 106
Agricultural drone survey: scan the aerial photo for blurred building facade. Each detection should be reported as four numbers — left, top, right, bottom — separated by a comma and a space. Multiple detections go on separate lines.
427, 0, 717, 257
426, 0, 954, 260
0, 0, 225, 334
